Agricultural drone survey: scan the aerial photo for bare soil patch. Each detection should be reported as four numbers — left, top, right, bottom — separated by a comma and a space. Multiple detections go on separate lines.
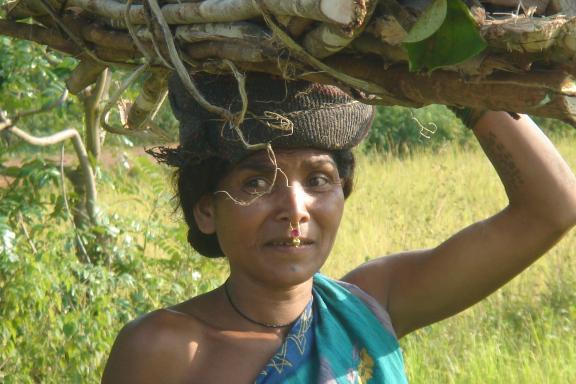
0, 146, 150, 188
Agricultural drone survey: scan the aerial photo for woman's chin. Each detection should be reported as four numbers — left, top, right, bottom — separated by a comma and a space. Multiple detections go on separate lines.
263, 242, 315, 256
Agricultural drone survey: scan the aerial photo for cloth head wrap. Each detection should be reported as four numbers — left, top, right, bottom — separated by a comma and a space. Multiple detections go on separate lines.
157, 73, 374, 166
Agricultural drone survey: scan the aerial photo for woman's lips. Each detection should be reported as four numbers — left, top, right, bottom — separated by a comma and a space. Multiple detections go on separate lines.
265, 237, 313, 246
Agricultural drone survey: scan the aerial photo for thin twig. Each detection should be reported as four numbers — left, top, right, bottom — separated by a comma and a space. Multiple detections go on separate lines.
222, 59, 270, 151
17, 212, 37, 255
146, 0, 233, 119
6, 126, 98, 224
9, 89, 69, 127
125, 0, 154, 62
59, 144, 91, 263
251, 0, 399, 102
100, 63, 149, 134
0, 358, 10, 374
37, 0, 112, 67
213, 144, 280, 206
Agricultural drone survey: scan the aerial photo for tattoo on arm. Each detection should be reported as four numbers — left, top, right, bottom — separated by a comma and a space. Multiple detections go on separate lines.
481, 132, 524, 192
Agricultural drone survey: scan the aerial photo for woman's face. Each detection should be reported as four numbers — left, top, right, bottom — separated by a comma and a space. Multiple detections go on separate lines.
195, 148, 345, 286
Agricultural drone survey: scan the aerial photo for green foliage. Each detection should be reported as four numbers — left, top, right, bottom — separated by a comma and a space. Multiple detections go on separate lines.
0, 156, 226, 382
403, 0, 487, 71
362, 104, 473, 155
531, 116, 576, 140
0, 37, 81, 143
0, 37, 177, 155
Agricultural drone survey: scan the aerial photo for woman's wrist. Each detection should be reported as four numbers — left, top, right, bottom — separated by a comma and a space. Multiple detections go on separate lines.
449, 106, 523, 130
448, 106, 487, 130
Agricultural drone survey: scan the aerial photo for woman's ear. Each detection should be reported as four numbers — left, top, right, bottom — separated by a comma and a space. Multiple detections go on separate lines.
193, 195, 216, 235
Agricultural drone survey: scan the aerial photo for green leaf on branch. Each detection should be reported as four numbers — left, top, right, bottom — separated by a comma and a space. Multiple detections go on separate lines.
402, 0, 487, 72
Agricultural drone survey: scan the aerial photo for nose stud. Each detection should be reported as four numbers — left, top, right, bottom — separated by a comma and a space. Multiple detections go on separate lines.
289, 222, 301, 247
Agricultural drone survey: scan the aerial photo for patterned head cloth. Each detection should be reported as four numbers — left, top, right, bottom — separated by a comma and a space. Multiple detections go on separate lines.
155, 73, 375, 166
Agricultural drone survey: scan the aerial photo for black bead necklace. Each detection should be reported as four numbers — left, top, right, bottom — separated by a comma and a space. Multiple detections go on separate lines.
223, 279, 295, 329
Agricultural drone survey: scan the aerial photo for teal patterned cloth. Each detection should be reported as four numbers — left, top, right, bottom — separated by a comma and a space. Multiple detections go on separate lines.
255, 274, 407, 383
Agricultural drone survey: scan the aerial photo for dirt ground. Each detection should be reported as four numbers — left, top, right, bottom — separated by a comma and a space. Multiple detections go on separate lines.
0, 146, 150, 188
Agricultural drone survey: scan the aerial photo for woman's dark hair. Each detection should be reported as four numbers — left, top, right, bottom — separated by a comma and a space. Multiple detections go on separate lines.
177, 149, 356, 258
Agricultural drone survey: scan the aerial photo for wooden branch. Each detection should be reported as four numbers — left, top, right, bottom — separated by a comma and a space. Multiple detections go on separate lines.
275, 16, 315, 37
350, 34, 408, 62
482, 15, 574, 55
5, 126, 97, 223
174, 22, 272, 45
0, 18, 140, 65
66, 59, 107, 94
302, 0, 377, 58
184, 40, 274, 62
0, 19, 79, 55
366, 16, 408, 46
9, 0, 364, 26
4, 0, 576, 130
11, 89, 69, 124
254, 0, 406, 104
159, 0, 361, 26
80, 22, 138, 51
127, 70, 169, 130
324, 56, 576, 126
481, 0, 550, 14
81, 68, 111, 159
17, 212, 37, 255
547, 0, 576, 16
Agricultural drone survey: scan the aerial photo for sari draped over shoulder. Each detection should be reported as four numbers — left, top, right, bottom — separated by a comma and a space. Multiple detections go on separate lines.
255, 274, 408, 384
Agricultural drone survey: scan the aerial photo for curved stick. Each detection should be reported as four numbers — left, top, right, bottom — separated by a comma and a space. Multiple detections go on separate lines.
37, 0, 110, 66
146, 0, 234, 121
251, 0, 409, 106
124, 0, 154, 62
5, 126, 97, 224
100, 63, 149, 134
12, 89, 69, 123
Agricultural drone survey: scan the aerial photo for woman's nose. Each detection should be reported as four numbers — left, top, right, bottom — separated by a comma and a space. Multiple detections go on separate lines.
275, 181, 311, 224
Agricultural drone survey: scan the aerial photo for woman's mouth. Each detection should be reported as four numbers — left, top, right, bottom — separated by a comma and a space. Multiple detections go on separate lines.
266, 238, 313, 247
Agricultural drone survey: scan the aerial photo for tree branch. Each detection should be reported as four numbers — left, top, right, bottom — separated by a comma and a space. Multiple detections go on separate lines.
127, 69, 169, 130
4, 126, 98, 223
0, 19, 79, 55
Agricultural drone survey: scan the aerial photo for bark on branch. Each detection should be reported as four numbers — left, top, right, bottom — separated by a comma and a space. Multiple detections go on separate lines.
6, 0, 363, 26
2, 126, 97, 224
3, 0, 576, 133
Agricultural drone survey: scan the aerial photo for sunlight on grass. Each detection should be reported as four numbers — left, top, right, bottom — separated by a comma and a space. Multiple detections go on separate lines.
323, 139, 576, 383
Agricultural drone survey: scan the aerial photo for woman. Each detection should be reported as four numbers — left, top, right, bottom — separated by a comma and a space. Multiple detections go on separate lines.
102, 73, 576, 383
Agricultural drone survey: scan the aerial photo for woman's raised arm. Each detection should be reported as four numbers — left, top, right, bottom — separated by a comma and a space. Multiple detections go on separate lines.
343, 111, 576, 338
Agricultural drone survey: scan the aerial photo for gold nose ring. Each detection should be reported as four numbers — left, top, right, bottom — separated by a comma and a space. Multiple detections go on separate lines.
289, 222, 301, 247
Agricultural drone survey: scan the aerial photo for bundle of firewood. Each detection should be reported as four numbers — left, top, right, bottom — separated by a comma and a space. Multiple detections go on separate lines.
1, 0, 576, 132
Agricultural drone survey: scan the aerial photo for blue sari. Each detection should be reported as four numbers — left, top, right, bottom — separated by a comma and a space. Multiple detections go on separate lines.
255, 274, 407, 383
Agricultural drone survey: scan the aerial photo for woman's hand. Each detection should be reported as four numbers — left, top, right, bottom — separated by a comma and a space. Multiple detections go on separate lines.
343, 112, 576, 338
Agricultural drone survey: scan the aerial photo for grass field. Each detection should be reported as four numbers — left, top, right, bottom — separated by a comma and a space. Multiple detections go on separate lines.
325, 139, 576, 383
2, 135, 575, 383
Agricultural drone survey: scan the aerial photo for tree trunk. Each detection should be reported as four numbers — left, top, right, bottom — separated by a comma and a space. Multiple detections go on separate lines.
78, 69, 111, 161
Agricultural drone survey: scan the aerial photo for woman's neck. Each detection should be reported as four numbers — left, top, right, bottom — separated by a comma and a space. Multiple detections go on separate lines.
222, 274, 314, 332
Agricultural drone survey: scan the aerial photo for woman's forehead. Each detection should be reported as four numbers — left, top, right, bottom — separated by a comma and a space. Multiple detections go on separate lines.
236, 148, 336, 169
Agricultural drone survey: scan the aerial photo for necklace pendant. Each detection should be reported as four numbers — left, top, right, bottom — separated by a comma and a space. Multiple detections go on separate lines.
292, 237, 301, 247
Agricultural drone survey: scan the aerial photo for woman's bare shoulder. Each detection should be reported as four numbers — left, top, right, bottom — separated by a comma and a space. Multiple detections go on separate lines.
101, 307, 204, 384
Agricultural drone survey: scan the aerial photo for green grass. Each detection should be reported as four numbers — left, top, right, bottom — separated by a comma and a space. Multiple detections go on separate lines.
324, 139, 576, 383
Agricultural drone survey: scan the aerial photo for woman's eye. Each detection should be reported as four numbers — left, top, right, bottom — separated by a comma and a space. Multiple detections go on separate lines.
244, 178, 270, 194
308, 175, 331, 188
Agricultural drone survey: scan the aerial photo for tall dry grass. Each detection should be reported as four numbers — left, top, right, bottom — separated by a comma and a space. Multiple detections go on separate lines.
324, 138, 576, 383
